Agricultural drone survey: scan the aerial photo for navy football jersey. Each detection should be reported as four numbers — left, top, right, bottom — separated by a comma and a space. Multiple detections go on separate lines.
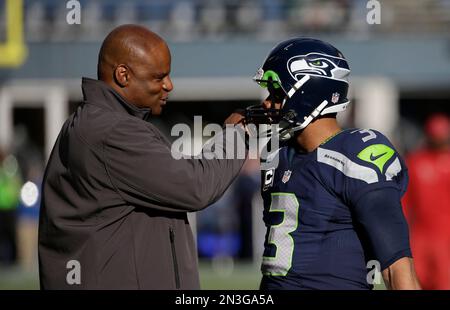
259, 128, 410, 290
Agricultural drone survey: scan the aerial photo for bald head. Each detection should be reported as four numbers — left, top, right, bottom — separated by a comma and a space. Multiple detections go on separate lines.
98, 24, 165, 81
97, 24, 173, 113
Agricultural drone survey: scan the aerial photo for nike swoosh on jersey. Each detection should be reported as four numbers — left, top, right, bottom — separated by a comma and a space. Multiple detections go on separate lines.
357, 144, 395, 173
369, 152, 387, 161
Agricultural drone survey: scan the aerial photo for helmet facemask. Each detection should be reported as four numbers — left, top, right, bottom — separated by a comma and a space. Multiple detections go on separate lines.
246, 70, 286, 126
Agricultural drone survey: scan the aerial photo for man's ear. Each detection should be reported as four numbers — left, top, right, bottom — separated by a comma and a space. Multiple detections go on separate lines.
114, 64, 130, 87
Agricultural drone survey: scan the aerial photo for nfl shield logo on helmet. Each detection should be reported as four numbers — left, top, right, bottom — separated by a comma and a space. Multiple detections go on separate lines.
331, 92, 340, 104
282, 170, 292, 183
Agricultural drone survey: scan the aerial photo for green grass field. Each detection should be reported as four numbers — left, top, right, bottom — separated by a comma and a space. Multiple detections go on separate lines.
0, 261, 385, 290
0, 261, 261, 290
199, 261, 261, 290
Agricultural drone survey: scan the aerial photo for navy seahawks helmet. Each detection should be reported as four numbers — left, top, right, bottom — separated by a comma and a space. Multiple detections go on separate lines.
246, 38, 350, 140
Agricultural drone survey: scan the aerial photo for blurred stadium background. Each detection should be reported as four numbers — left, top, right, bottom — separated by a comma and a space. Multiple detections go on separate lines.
0, 0, 449, 290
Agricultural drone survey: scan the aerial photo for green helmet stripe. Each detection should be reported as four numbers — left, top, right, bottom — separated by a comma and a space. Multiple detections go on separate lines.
258, 70, 282, 89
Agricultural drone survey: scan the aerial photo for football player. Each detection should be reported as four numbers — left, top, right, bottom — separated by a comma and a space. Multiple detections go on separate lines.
246, 38, 421, 290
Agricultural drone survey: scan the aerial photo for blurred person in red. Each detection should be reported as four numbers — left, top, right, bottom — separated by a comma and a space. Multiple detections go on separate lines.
403, 113, 450, 289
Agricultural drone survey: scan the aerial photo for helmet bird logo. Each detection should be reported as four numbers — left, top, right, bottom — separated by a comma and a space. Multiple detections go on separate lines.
287, 53, 349, 82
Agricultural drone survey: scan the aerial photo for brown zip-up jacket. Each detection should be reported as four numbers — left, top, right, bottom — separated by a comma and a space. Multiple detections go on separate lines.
38, 78, 247, 289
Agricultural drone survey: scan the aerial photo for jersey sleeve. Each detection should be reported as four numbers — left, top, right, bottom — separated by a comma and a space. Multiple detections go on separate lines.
317, 128, 411, 270
353, 187, 412, 270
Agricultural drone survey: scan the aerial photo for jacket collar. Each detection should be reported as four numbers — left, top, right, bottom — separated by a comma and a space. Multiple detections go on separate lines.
81, 77, 152, 121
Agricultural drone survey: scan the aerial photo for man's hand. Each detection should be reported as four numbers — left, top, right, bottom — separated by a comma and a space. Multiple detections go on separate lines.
382, 257, 421, 290
224, 111, 245, 125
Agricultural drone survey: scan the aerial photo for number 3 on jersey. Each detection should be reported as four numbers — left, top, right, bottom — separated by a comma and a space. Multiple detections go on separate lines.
262, 193, 299, 276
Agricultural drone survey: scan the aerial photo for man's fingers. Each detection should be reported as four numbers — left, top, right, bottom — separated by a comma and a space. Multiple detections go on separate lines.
224, 112, 245, 125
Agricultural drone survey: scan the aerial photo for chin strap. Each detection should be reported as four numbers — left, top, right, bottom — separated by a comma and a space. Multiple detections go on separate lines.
277, 100, 329, 140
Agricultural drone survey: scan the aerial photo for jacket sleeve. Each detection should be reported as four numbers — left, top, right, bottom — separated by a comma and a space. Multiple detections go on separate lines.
103, 119, 247, 212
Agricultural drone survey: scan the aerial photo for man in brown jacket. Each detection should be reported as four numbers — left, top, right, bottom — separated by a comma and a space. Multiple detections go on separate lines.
38, 24, 247, 289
